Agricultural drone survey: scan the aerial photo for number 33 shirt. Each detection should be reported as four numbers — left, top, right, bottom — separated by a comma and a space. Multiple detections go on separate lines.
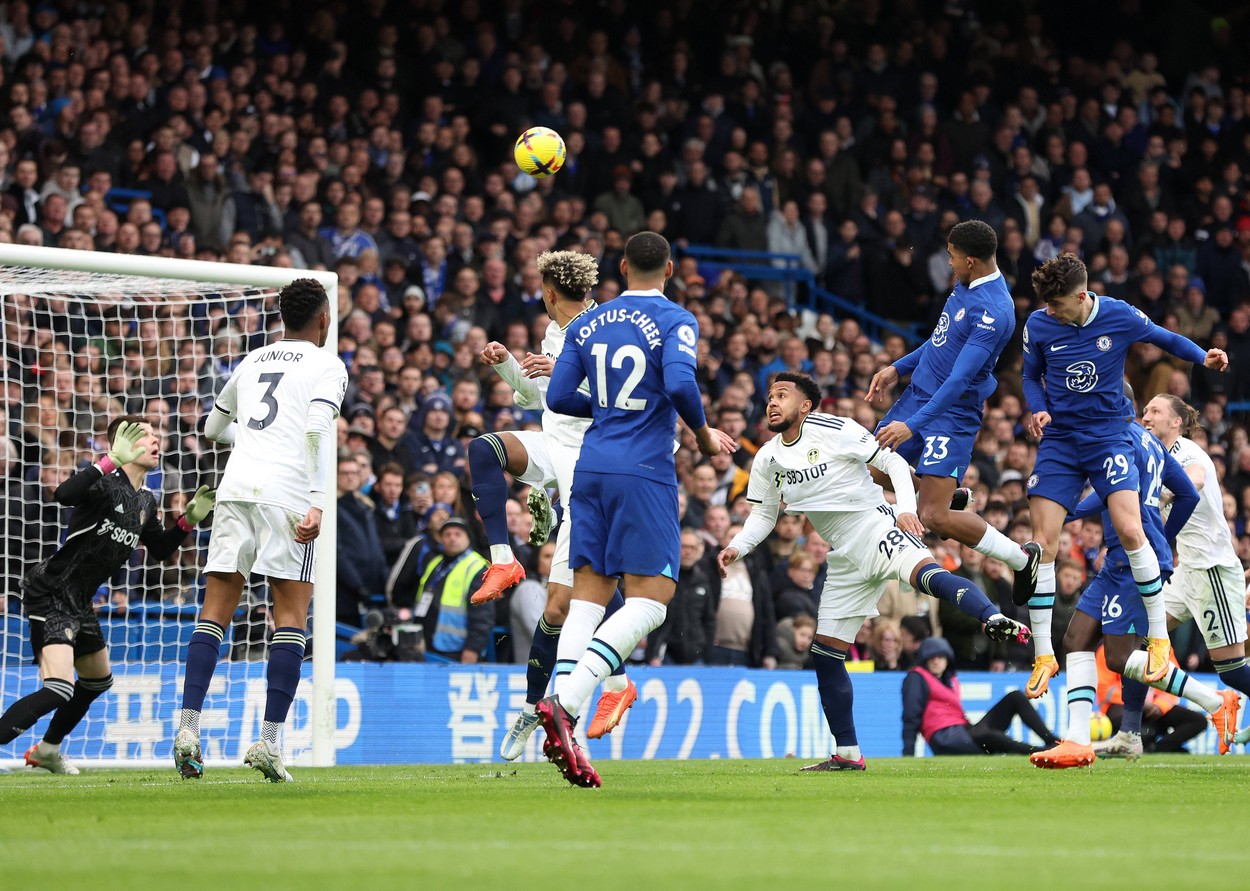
212, 339, 348, 513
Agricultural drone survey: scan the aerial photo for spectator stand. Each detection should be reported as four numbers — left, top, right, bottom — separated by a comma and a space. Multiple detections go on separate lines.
680, 245, 926, 347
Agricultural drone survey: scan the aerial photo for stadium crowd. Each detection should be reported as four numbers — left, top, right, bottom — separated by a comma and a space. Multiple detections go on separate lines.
1, 0, 1250, 670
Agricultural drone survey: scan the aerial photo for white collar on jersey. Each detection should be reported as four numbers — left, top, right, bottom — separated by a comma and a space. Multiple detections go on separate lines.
620, 288, 666, 297
1079, 292, 1101, 327
968, 270, 1003, 289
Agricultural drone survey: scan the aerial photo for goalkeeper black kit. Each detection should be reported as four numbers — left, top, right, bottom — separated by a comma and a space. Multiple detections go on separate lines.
22, 463, 190, 656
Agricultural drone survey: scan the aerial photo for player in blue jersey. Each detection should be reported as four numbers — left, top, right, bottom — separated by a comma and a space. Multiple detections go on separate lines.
869, 220, 1040, 598
1019, 253, 1228, 701
1030, 416, 1238, 767
537, 231, 735, 787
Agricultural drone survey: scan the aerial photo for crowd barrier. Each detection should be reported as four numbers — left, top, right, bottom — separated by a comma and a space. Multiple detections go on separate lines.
0, 663, 1233, 766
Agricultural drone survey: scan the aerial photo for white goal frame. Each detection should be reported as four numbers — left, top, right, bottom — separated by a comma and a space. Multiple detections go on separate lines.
0, 243, 339, 767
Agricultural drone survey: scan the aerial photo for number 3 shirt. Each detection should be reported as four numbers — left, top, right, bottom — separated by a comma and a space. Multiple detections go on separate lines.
548, 288, 707, 486
1021, 294, 1206, 440
212, 339, 348, 513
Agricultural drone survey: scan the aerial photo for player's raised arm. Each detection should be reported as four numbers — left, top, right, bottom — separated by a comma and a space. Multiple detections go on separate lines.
867, 339, 926, 404
55, 420, 148, 505
482, 340, 542, 408
1137, 318, 1228, 371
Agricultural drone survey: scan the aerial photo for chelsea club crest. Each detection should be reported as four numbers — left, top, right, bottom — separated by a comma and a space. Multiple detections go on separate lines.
955, 307, 966, 322
1097, 336, 1112, 351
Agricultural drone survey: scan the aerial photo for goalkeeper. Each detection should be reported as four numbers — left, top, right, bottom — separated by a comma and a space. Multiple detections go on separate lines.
0, 418, 215, 773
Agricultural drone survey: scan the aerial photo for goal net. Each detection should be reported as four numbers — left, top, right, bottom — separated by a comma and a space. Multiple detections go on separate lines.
0, 244, 338, 768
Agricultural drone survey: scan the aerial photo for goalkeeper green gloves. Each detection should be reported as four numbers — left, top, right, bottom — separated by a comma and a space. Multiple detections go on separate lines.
106, 420, 148, 467
184, 486, 217, 527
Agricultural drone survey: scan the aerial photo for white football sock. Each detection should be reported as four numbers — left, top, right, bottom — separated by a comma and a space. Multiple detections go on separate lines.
552, 600, 605, 704
1064, 651, 1097, 745
1123, 650, 1222, 712
559, 599, 666, 719
1124, 544, 1167, 638
975, 523, 1028, 571
602, 674, 629, 693
1029, 561, 1056, 658
490, 544, 515, 565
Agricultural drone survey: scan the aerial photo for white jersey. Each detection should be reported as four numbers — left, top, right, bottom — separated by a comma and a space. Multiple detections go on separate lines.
746, 413, 892, 548
494, 318, 591, 450
214, 339, 348, 513
1167, 436, 1239, 569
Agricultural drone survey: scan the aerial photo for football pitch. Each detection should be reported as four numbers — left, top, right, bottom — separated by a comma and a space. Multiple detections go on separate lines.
2, 757, 1248, 890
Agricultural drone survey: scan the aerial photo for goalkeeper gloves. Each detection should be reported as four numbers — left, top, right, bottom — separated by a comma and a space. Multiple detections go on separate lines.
182, 486, 217, 529
106, 420, 148, 467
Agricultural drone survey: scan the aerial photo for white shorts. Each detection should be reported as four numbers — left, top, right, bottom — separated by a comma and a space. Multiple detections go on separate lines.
1164, 562, 1248, 650
205, 501, 315, 582
817, 509, 930, 639
509, 430, 580, 589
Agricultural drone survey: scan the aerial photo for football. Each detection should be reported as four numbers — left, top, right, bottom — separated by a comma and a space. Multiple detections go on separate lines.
514, 126, 567, 178
1090, 712, 1114, 742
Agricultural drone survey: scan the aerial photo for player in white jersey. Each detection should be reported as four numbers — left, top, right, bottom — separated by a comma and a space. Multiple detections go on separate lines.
466, 251, 636, 760
173, 279, 347, 783
717, 373, 1030, 770
1139, 395, 1250, 741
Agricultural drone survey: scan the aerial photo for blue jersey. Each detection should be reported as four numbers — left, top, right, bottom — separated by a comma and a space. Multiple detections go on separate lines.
1021, 294, 1206, 437
898, 270, 1015, 406
1075, 423, 1196, 574
548, 289, 705, 485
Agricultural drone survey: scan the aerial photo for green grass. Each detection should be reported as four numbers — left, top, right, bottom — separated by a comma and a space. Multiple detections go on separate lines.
3, 757, 1249, 890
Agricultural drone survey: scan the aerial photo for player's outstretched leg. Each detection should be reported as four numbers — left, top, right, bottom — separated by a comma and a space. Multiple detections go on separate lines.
26, 672, 113, 775
1122, 649, 1241, 753
0, 677, 73, 746
468, 435, 526, 604
913, 562, 1031, 644
802, 641, 865, 771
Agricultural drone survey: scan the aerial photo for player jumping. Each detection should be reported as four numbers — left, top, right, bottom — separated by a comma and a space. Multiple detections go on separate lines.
1, 419, 214, 773
868, 220, 1041, 603
468, 250, 636, 759
536, 231, 735, 787
1018, 253, 1227, 700
1031, 412, 1238, 768
719, 373, 1030, 772
173, 279, 347, 783
1099, 394, 1250, 755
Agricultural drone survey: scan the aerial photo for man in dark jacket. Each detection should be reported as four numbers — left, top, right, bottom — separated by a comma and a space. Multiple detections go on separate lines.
372, 463, 418, 572
646, 530, 718, 664
336, 456, 387, 625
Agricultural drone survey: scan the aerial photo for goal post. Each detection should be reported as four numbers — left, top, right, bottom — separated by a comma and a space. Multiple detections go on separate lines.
0, 242, 339, 768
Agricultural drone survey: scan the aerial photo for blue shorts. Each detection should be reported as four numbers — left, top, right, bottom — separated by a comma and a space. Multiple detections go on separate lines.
877, 385, 982, 482
1027, 429, 1139, 511
569, 471, 680, 579
1076, 563, 1156, 637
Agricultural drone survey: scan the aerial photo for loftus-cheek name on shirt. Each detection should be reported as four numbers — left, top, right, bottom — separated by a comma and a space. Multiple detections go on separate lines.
574, 308, 663, 349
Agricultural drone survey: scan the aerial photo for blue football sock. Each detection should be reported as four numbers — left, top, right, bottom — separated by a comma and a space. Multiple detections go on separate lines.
468, 435, 511, 549
1214, 655, 1250, 697
264, 628, 306, 724
526, 617, 561, 705
604, 588, 627, 678
915, 563, 998, 624
180, 620, 226, 714
1120, 678, 1148, 735
812, 642, 857, 747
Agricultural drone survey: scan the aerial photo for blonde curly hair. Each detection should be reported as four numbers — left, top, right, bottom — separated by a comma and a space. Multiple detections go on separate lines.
535, 250, 599, 299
